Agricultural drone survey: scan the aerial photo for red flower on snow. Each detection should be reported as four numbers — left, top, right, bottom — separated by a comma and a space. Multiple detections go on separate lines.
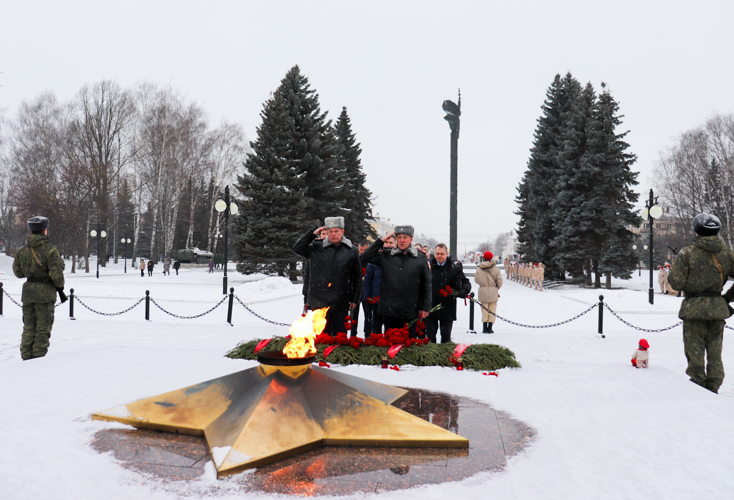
318, 361, 330, 368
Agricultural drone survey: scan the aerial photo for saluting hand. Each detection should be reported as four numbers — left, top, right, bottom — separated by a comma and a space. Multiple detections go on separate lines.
381, 232, 395, 243
313, 226, 327, 236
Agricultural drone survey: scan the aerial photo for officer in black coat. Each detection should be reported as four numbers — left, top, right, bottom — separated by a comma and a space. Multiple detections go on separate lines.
293, 217, 362, 337
362, 225, 431, 338
427, 244, 471, 343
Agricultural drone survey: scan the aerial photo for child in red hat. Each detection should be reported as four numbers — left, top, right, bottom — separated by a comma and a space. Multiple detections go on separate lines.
631, 339, 650, 368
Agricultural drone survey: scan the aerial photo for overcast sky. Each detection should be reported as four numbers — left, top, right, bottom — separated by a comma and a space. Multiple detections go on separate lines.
2, 1, 733, 251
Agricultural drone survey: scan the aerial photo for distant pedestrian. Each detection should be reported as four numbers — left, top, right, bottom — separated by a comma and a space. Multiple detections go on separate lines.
504, 257, 510, 278
173, 259, 180, 275
668, 213, 734, 393
12, 216, 66, 360
426, 243, 471, 343
163, 258, 170, 276
658, 265, 667, 294
362, 225, 431, 338
474, 251, 503, 334
147, 259, 154, 277
208, 258, 214, 274
140, 259, 146, 278
293, 217, 362, 337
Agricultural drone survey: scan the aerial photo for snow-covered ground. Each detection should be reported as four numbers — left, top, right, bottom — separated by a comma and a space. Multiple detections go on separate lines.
1, 253, 733, 499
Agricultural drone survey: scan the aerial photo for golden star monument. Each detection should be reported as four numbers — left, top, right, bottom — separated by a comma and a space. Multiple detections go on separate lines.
93, 309, 468, 478
92, 361, 468, 478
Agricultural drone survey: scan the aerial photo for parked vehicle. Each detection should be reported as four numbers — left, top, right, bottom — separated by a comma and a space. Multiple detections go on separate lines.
175, 247, 214, 264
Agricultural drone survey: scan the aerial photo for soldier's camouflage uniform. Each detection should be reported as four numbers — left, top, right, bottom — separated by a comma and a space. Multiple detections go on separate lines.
667, 235, 734, 393
12, 234, 65, 360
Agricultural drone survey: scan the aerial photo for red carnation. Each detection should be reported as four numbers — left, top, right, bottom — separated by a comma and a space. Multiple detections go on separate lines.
446, 286, 453, 294
423, 338, 429, 345
318, 361, 330, 368
345, 316, 352, 321
362, 267, 366, 276
390, 365, 400, 371
440, 289, 448, 297
344, 322, 352, 331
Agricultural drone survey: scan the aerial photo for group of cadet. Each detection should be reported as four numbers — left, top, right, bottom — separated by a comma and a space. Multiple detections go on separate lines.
505, 260, 545, 291
294, 216, 481, 344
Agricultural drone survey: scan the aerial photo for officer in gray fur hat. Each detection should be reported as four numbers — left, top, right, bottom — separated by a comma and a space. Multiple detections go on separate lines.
362, 225, 432, 338
12, 216, 66, 360
293, 216, 362, 337
668, 213, 734, 393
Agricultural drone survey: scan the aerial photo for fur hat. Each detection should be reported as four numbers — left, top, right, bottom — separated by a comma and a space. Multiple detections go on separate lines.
324, 217, 345, 229
27, 216, 49, 232
692, 213, 721, 236
483, 251, 493, 261
394, 225, 414, 237
639, 339, 649, 349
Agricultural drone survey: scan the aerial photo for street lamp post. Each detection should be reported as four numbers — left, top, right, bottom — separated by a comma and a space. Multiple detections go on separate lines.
642, 189, 663, 305
90, 224, 107, 279
215, 185, 239, 295
121, 237, 131, 273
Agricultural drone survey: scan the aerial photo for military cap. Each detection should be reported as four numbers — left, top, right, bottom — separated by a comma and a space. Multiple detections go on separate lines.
27, 216, 49, 232
692, 213, 721, 236
394, 225, 414, 237
324, 217, 345, 229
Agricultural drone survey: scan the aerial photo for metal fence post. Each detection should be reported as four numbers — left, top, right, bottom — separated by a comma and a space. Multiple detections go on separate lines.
0, 282, 3, 316
227, 287, 234, 325
69, 288, 75, 320
467, 292, 476, 334
145, 290, 150, 321
598, 295, 605, 338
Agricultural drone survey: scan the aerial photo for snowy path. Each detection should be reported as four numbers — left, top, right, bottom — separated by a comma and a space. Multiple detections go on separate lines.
1, 255, 734, 499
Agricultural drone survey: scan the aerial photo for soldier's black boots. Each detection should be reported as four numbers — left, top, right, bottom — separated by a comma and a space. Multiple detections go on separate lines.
482, 322, 494, 334
487, 322, 494, 334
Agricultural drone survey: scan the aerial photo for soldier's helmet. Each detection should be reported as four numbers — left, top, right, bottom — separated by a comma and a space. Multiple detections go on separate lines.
27, 216, 50, 232
692, 213, 721, 236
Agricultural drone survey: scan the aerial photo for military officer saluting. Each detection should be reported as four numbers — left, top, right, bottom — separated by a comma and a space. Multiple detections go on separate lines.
12, 216, 66, 360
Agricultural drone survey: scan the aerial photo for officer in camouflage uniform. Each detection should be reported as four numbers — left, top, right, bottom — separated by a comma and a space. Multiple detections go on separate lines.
12, 216, 66, 360
668, 213, 734, 393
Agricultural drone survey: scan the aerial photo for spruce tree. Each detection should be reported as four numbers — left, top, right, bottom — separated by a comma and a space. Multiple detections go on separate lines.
334, 107, 375, 242
277, 66, 342, 226
515, 73, 581, 278
550, 82, 599, 282
592, 83, 641, 285
232, 89, 309, 279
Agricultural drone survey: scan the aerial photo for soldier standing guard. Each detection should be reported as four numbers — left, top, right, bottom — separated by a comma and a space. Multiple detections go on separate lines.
668, 213, 734, 394
12, 216, 66, 360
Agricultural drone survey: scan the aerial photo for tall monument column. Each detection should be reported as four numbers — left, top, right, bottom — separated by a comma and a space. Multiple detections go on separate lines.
442, 92, 461, 256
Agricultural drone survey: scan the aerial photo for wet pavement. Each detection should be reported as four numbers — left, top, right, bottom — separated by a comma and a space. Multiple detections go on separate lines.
91, 387, 535, 495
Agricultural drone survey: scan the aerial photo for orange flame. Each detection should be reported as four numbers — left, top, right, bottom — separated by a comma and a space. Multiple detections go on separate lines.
283, 307, 328, 359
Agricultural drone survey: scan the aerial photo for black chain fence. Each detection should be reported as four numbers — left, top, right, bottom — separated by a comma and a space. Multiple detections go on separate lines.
234, 295, 290, 326
150, 295, 227, 320
75, 296, 145, 317
1, 283, 733, 332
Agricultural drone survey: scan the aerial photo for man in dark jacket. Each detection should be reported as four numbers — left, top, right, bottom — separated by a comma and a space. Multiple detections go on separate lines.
293, 217, 362, 336
427, 243, 471, 343
173, 259, 181, 275
668, 213, 734, 394
350, 241, 370, 338
362, 225, 431, 338
362, 235, 393, 335
302, 229, 328, 309
12, 216, 66, 360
